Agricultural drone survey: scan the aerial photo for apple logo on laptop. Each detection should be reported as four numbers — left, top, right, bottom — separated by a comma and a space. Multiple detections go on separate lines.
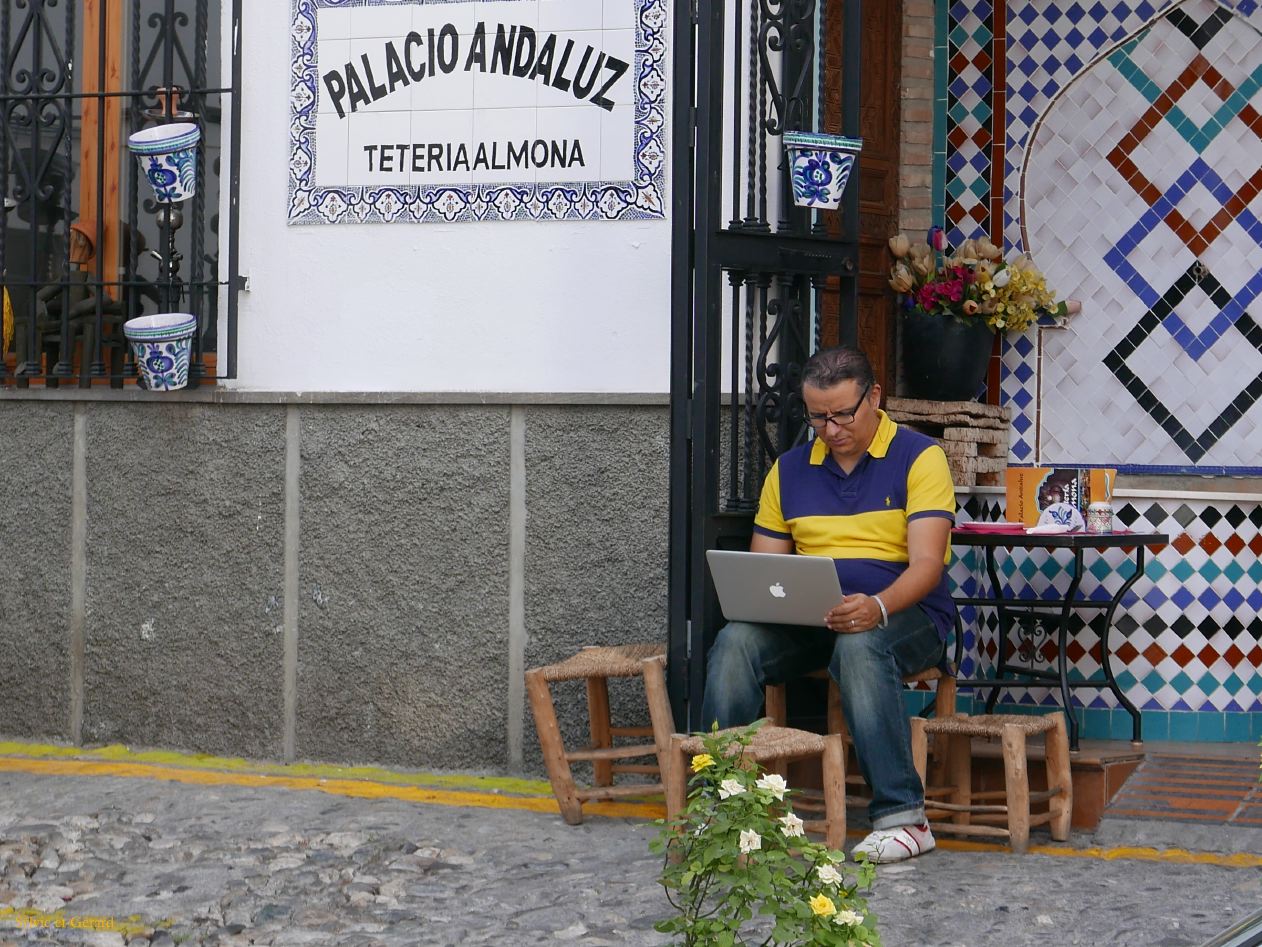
769, 583, 786, 598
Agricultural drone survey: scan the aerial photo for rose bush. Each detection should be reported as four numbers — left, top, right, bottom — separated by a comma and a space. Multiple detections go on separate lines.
651, 722, 880, 946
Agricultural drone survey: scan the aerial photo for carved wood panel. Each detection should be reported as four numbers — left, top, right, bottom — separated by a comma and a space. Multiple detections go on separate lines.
819, 0, 901, 395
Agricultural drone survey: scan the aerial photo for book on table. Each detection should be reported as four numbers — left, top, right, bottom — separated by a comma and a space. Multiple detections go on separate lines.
1004, 467, 1116, 526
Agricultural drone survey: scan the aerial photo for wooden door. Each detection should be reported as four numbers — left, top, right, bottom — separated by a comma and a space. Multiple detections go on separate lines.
819, 0, 901, 393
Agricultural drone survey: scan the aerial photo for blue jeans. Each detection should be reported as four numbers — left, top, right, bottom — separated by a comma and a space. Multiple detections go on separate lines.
699, 607, 945, 829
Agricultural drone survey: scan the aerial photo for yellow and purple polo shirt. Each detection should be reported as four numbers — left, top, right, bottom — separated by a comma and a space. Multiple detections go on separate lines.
752, 410, 958, 639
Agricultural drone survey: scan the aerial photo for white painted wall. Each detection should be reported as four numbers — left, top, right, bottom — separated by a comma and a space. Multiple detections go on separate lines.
221, 2, 672, 393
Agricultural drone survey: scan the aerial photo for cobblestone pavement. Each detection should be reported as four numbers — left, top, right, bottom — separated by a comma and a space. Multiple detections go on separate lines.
0, 767, 1259, 947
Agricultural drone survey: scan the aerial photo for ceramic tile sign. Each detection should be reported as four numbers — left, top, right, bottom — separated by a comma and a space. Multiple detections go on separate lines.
289, 0, 667, 224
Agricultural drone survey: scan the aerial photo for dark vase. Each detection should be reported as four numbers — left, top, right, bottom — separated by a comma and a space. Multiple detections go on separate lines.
900, 306, 995, 401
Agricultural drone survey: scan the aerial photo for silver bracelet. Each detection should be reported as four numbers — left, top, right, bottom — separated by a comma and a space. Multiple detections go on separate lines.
873, 595, 889, 628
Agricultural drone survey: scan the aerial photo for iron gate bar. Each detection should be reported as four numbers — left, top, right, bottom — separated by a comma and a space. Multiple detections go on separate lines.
712, 229, 858, 273
683, 0, 728, 728
665, 0, 697, 730
669, 0, 865, 729
225, 0, 240, 380
90, 0, 108, 380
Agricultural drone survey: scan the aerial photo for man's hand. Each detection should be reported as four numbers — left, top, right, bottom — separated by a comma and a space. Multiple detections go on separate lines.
824, 517, 951, 633
825, 594, 882, 633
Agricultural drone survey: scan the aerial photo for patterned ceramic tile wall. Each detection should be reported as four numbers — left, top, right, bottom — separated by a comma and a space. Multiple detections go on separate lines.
945, 0, 1262, 473
939, 0, 1262, 738
950, 494, 1262, 729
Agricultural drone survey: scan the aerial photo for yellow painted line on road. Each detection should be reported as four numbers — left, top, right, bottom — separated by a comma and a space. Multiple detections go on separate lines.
0, 740, 552, 797
1027, 842, 1262, 868
922, 837, 1262, 868
1, 751, 1257, 871
0, 756, 664, 821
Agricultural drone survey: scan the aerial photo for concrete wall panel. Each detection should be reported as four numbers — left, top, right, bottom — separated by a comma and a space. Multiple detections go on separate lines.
296, 406, 511, 770
521, 406, 670, 774
0, 403, 74, 739
83, 404, 287, 756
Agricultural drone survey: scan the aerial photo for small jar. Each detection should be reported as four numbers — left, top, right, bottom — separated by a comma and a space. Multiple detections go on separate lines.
1086, 501, 1113, 534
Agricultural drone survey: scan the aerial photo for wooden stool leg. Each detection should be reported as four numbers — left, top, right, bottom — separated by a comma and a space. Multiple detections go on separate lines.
666, 735, 690, 822
525, 669, 583, 825
641, 655, 674, 783
948, 732, 972, 826
822, 734, 847, 850
909, 717, 928, 783
765, 683, 788, 726
928, 679, 957, 787
586, 676, 613, 786
932, 676, 957, 719
665, 735, 691, 865
768, 751, 789, 779
1001, 724, 1030, 853
1045, 714, 1073, 842
826, 678, 845, 736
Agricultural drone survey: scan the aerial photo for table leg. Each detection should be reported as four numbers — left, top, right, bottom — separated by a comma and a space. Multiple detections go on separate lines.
983, 546, 1009, 715
1056, 549, 1086, 751
1100, 545, 1148, 744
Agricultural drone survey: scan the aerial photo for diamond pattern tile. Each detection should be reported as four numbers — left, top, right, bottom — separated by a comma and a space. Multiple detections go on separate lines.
951, 497, 1261, 714
945, 0, 1262, 474
945, 2, 996, 244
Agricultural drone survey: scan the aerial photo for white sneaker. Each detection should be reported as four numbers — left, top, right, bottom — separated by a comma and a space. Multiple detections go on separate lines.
852, 823, 936, 864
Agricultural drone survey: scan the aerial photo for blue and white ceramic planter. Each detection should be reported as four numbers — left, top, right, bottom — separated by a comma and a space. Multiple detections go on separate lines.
782, 132, 863, 210
124, 313, 197, 391
128, 122, 200, 203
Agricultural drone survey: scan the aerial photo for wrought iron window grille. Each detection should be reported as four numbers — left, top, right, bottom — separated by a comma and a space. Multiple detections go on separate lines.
1, 0, 242, 389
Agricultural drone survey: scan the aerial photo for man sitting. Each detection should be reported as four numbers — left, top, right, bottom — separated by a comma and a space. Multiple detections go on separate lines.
700, 344, 957, 863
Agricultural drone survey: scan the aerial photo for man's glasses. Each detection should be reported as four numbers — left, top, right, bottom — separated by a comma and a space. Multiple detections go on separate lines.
804, 382, 871, 430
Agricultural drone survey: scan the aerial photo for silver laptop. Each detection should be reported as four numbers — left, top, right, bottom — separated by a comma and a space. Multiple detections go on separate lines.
706, 550, 843, 627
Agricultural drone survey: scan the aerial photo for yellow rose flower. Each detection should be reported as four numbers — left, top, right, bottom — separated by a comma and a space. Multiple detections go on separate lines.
809, 894, 837, 917
690, 754, 715, 773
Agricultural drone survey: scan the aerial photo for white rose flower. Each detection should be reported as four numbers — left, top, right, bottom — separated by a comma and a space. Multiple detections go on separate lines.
816, 863, 843, 885
779, 813, 804, 838
834, 909, 865, 927
718, 778, 745, 800
755, 773, 788, 800
738, 829, 762, 854
991, 268, 1012, 288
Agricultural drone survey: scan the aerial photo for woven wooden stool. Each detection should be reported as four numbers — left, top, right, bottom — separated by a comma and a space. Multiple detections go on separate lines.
909, 712, 1072, 853
765, 666, 958, 734
664, 725, 848, 849
765, 666, 957, 798
526, 642, 667, 825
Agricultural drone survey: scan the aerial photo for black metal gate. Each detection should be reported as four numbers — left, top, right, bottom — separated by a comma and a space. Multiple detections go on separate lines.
668, 0, 864, 727
1, 0, 241, 388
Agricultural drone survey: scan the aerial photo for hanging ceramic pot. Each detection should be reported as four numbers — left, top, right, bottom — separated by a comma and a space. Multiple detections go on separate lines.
128, 122, 200, 203
782, 131, 863, 210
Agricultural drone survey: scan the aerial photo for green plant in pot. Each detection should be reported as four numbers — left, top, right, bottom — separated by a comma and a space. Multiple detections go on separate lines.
888, 227, 1078, 401
650, 722, 880, 946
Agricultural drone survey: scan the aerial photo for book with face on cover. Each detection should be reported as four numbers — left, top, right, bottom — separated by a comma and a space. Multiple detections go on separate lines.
1005, 467, 1116, 526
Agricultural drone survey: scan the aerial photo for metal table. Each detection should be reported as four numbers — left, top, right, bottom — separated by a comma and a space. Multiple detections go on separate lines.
950, 530, 1168, 751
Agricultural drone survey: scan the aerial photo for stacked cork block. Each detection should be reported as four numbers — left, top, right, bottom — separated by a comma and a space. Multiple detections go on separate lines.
885, 398, 1012, 487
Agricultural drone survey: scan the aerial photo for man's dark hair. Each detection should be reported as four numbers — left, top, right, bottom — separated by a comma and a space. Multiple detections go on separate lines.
801, 345, 875, 391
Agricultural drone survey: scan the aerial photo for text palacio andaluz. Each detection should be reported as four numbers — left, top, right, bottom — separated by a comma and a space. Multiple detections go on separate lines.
322, 22, 631, 120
